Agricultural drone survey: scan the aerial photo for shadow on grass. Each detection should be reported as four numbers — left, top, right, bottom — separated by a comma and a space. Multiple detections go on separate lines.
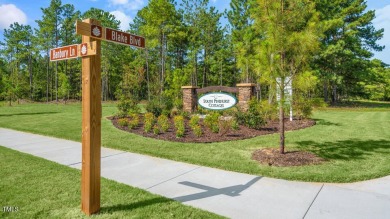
100, 197, 173, 213
296, 139, 390, 161
0, 112, 59, 117
314, 119, 341, 126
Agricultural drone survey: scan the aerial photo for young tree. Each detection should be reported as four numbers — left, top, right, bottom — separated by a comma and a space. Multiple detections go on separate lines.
253, 0, 321, 154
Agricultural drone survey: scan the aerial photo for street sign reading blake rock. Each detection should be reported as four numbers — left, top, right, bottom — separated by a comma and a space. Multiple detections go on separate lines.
198, 92, 237, 110
76, 20, 145, 48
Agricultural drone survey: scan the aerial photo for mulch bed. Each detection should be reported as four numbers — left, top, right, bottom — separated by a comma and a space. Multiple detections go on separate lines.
109, 115, 316, 143
252, 148, 326, 167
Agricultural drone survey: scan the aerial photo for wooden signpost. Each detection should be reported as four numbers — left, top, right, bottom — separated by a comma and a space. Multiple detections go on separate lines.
50, 18, 145, 215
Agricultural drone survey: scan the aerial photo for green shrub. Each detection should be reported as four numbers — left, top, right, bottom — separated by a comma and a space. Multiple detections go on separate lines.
293, 96, 313, 119
146, 99, 163, 117
234, 98, 265, 129
174, 98, 183, 110
173, 115, 185, 138
153, 124, 160, 135
146, 96, 174, 117
118, 118, 128, 127
311, 98, 328, 108
219, 117, 233, 136
117, 96, 140, 117
157, 115, 170, 132
192, 124, 202, 137
258, 100, 278, 121
189, 115, 200, 128
204, 112, 220, 133
231, 118, 240, 130
144, 112, 155, 133
128, 113, 139, 129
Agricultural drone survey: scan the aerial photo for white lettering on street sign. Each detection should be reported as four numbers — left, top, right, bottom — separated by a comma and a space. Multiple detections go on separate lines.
76, 20, 145, 49
50, 44, 78, 61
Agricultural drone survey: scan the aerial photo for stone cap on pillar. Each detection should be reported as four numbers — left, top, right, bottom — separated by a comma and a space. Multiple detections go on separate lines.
236, 83, 256, 87
181, 86, 199, 89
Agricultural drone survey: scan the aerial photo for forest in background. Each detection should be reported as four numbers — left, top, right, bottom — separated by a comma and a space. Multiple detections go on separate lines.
0, 0, 389, 106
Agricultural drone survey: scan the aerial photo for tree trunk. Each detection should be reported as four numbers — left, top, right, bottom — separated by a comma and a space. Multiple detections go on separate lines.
332, 81, 337, 104
145, 49, 150, 101
46, 52, 49, 103
323, 80, 328, 103
29, 53, 33, 100
279, 82, 285, 154
202, 49, 207, 88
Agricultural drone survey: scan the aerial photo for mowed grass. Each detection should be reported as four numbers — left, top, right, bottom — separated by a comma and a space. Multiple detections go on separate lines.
0, 146, 223, 219
0, 101, 389, 183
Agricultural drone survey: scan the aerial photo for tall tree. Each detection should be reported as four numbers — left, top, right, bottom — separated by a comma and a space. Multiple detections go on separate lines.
36, 0, 63, 102
1, 23, 33, 104
135, 0, 178, 95
314, 0, 384, 103
253, 0, 320, 154
228, 0, 257, 83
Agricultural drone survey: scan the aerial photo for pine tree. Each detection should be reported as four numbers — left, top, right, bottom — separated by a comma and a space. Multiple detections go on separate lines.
253, 0, 321, 154
314, 0, 384, 103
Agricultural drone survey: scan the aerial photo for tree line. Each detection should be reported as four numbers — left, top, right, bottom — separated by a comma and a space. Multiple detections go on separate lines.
0, 0, 389, 106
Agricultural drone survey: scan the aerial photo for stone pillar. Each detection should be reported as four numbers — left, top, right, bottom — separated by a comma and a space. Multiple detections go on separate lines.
181, 86, 199, 113
237, 83, 256, 112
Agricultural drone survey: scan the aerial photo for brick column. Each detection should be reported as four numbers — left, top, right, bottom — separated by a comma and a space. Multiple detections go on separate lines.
237, 83, 256, 112
181, 86, 199, 113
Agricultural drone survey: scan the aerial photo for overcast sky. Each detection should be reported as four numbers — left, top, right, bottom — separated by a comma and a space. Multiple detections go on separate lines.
0, 0, 389, 64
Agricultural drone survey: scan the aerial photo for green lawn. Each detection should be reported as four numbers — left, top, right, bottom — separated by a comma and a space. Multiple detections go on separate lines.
0, 101, 389, 183
0, 146, 223, 218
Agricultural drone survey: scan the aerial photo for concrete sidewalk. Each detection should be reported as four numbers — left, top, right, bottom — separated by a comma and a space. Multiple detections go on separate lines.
1, 128, 389, 218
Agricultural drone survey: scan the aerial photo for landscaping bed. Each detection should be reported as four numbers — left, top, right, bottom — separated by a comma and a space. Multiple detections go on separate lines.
109, 115, 316, 143
252, 148, 325, 167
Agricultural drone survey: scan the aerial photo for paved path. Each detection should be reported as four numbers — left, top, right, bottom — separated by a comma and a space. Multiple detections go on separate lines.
1, 128, 390, 218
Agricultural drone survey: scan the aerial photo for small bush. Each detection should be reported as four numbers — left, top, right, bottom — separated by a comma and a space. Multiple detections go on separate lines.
144, 112, 155, 133
128, 113, 139, 129
189, 115, 200, 128
219, 117, 233, 136
118, 118, 128, 127
311, 98, 328, 108
192, 124, 202, 137
258, 100, 278, 121
146, 96, 174, 117
234, 98, 265, 129
117, 96, 140, 116
146, 99, 163, 117
293, 96, 313, 119
231, 118, 240, 130
204, 112, 220, 133
173, 115, 185, 138
157, 115, 169, 132
174, 98, 183, 111
153, 124, 160, 135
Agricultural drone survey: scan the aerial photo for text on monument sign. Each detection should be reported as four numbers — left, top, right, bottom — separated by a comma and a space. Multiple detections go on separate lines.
198, 92, 237, 110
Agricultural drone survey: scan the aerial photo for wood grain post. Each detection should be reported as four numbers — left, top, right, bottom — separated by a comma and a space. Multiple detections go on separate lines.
81, 18, 101, 215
